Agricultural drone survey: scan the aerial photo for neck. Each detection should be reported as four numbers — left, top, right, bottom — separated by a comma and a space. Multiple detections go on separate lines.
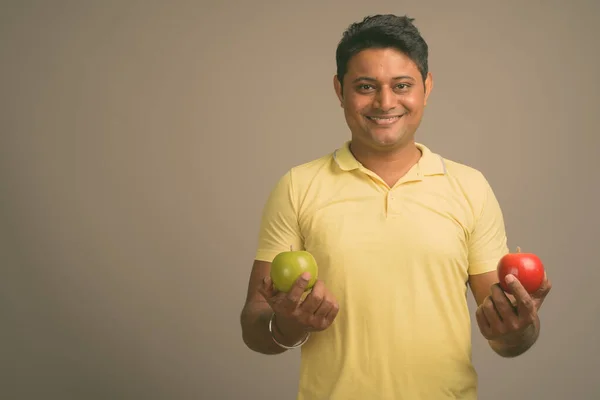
349, 140, 422, 186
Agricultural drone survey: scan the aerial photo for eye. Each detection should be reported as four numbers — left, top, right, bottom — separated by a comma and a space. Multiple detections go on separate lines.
358, 84, 374, 91
396, 83, 411, 90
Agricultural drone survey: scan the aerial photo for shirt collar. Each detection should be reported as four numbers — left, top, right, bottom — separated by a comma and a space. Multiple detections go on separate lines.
333, 140, 447, 178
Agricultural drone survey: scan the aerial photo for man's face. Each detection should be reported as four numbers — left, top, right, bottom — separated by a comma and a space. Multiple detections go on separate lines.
334, 47, 433, 151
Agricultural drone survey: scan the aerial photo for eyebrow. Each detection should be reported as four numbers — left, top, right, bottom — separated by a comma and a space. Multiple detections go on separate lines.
352, 76, 416, 83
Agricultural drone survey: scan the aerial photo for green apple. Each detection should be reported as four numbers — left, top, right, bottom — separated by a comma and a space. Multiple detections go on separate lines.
270, 246, 318, 293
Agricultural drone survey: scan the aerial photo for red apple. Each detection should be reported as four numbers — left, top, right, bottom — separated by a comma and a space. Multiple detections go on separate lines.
497, 247, 545, 294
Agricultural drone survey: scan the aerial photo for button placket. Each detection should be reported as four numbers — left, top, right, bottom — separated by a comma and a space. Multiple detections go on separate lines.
386, 189, 401, 216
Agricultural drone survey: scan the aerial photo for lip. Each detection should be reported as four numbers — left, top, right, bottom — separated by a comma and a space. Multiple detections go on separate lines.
365, 115, 403, 125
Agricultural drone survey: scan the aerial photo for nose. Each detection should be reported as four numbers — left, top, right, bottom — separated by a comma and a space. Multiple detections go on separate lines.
374, 86, 396, 111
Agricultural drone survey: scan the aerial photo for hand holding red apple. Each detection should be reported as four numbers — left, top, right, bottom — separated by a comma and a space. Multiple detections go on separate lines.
475, 247, 552, 344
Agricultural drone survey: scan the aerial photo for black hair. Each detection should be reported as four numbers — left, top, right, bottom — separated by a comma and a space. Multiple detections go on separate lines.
335, 14, 429, 87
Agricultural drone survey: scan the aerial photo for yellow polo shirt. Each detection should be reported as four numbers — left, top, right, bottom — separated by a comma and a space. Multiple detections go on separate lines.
255, 141, 509, 400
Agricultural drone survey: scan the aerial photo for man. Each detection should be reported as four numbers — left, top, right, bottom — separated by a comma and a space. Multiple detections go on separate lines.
240, 14, 552, 400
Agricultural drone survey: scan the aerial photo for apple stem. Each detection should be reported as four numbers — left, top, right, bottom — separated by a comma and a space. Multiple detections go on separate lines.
516, 246, 521, 253
290, 245, 293, 251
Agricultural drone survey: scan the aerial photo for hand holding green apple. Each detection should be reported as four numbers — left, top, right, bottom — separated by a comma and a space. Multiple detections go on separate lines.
258, 246, 340, 334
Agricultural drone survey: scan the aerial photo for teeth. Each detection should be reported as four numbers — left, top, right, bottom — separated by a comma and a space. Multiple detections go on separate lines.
367, 116, 401, 124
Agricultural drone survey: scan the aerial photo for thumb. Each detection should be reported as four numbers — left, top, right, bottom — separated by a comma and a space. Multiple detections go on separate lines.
531, 274, 552, 311
535, 272, 552, 294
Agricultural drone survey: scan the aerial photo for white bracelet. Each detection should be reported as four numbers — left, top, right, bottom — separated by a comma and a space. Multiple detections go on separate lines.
268, 312, 310, 350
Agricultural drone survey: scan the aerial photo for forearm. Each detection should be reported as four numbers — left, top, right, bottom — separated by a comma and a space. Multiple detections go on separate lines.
489, 315, 540, 358
240, 303, 308, 355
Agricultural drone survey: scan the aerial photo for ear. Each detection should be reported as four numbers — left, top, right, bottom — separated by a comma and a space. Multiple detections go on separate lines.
423, 72, 433, 106
333, 75, 344, 107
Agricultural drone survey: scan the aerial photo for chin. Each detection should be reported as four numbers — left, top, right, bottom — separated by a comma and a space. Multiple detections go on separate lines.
349, 123, 413, 150
371, 133, 406, 148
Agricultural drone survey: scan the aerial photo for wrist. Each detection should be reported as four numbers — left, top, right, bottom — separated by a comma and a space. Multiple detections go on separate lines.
491, 319, 540, 357
271, 313, 310, 347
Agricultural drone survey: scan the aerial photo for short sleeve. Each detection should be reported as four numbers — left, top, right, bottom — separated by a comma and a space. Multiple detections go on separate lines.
467, 175, 509, 275
254, 170, 304, 262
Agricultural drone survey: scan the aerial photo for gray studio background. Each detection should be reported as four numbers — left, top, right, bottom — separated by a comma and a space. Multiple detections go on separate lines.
1, 1, 598, 399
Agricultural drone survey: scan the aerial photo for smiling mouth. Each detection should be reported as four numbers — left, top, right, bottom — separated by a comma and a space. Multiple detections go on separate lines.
366, 115, 403, 125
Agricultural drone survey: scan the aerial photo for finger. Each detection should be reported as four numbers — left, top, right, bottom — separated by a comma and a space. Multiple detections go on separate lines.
326, 302, 340, 321
482, 297, 505, 335
505, 274, 536, 318
309, 293, 334, 328
492, 284, 526, 332
309, 300, 332, 330
490, 284, 518, 320
281, 273, 311, 312
534, 273, 552, 296
532, 275, 552, 311
258, 276, 275, 300
504, 274, 527, 302
313, 296, 333, 319
300, 280, 325, 315
321, 301, 340, 329
475, 307, 492, 339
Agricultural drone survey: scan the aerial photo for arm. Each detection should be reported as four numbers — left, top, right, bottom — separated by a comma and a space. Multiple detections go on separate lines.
239, 170, 339, 354
239, 170, 304, 354
466, 172, 552, 357
465, 171, 543, 357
